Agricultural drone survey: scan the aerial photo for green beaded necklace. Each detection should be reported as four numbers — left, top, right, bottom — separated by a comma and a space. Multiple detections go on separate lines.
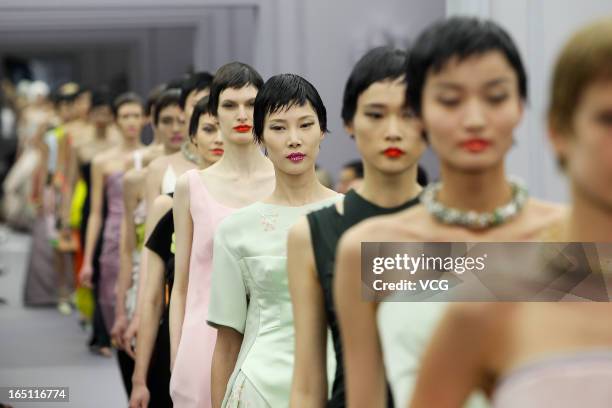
420, 176, 529, 229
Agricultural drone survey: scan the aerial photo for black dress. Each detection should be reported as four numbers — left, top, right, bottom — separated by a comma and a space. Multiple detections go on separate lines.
306, 189, 420, 408
143, 206, 174, 408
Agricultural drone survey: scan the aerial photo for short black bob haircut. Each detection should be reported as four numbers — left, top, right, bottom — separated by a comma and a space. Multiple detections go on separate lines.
253, 73, 328, 144
112, 92, 144, 117
91, 88, 112, 109
208, 62, 264, 116
188, 95, 215, 141
180, 71, 214, 109
153, 88, 182, 126
341, 46, 408, 126
406, 16, 528, 117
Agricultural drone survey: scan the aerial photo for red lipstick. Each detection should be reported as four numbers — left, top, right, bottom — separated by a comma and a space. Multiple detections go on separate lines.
286, 152, 306, 163
233, 125, 252, 133
461, 139, 490, 153
211, 148, 224, 156
383, 147, 405, 158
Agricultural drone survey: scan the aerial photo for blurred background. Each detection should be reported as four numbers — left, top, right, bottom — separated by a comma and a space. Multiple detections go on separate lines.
2, 1, 612, 407
2, 0, 611, 200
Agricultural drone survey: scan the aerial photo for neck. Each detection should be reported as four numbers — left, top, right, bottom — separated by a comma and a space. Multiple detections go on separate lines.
216, 142, 270, 176
357, 163, 421, 208
121, 137, 141, 151
437, 163, 512, 212
567, 183, 612, 241
164, 144, 180, 155
95, 126, 107, 140
268, 167, 327, 206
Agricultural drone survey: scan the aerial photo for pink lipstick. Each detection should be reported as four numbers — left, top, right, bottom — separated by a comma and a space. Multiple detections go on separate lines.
286, 152, 306, 163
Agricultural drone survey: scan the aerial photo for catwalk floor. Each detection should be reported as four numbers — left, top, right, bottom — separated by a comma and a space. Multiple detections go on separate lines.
0, 225, 127, 407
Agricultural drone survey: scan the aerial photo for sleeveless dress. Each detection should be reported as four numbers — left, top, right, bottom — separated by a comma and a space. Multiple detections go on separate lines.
170, 169, 236, 408
98, 171, 124, 332
306, 189, 420, 407
207, 197, 341, 408
143, 202, 175, 408
377, 301, 489, 408
492, 352, 612, 408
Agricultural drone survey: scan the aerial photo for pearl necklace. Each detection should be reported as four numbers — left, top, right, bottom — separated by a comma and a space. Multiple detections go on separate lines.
420, 176, 529, 229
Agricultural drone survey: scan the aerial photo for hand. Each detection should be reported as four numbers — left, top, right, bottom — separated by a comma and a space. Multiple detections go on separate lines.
111, 314, 129, 350
123, 315, 139, 359
80, 263, 93, 288
128, 382, 150, 408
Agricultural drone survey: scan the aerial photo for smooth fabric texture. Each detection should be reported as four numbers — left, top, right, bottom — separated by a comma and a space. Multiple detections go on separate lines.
377, 301, 489, 408
170, 169, 236, 408
98, 171, 124, 332
162, 164, 177, 195
306, 189, 419, 407
207, 197, 340, 408
492, 352, 612, 408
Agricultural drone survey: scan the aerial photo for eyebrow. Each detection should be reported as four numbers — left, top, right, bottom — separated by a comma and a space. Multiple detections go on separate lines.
433, 77, 512, 90
363, 103, 388, 109
268, 115, 315, 123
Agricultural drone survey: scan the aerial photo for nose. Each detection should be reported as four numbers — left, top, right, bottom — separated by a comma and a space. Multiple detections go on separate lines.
464, 99, 486, 131
385, 115, 402, 143
287, 127, 302, 148
237, 104, 248, 122
213, 131, 223, 145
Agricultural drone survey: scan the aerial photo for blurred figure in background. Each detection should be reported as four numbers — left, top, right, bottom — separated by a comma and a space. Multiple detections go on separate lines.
410, 16, 612, 408
335, 159, 363, 193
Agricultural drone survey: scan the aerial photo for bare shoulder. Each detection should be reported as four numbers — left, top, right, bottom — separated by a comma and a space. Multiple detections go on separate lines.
523, 198, 568, 235
288, 216, 312, 247
173, 171, 191, 197
124, 168, 145, 186
445, 303, 513, 335
92, 148, 116, 167
148, 154, 170, 171
151, 194, 173, 215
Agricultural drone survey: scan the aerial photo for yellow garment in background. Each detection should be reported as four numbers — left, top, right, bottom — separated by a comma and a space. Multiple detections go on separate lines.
69, 179, 87, 228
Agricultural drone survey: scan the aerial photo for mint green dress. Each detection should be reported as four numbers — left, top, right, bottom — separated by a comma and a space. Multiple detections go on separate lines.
207, 197, 340, 408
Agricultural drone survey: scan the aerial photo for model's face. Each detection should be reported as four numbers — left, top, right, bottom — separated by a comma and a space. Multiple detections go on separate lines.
75, 91, 92, 119
347, 78, 426, 177
557, 79, 612, 209
90, 105, 113, 128
335, 167, 358, 194
157, 105, 186, 151
193, 113, 223, 166
116, 103, 145, 141
57, 102, 72, 122
185, 88, 209, 122
262, 102, 324, 177
421, 51, 523, 173
216, 85, 258, 145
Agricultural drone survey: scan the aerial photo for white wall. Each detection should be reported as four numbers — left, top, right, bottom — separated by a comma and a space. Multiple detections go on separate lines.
0, 0, 447, 180
447, 0, 612, 202
281, 0, 446, 180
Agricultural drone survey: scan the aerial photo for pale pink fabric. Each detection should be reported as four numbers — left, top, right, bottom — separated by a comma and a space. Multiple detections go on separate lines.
170, 169, 237, 408
493, 352, 612, 408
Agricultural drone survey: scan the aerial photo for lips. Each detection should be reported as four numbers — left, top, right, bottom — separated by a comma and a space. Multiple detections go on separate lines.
286, 152, 306, 163
211, 148, 224, 156
461, 139, 490, 153
171, 135, 184, 143
233, 125, 252, 133
383, 147, 405, 158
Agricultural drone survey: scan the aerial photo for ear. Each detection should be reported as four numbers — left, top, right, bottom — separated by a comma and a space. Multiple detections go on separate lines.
344, 123, 355, 140
319, 130, 326, 143
548, 122, 570, 165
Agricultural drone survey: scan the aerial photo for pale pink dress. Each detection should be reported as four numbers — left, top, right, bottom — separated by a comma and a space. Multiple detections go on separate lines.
170, 169, 236, 407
